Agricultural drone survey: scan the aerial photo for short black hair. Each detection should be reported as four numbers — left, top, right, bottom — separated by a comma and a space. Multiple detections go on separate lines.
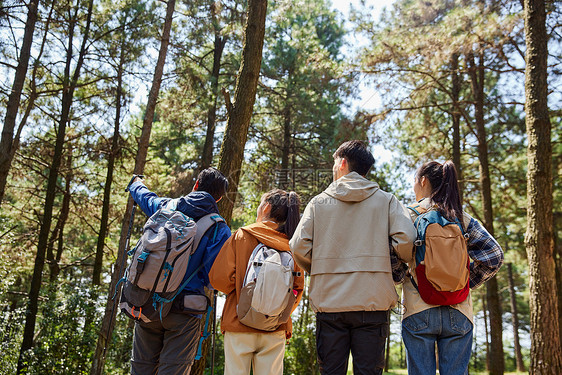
333, 140, 374, 176
196, 167, 228, 200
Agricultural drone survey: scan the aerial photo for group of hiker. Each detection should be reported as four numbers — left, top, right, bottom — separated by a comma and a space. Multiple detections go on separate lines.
123, 140, 504, 375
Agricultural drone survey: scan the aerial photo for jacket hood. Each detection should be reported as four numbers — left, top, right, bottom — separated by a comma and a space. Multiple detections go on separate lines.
240, 222, 290, 251
324, 172, 379, 202
176, 191, 219, 221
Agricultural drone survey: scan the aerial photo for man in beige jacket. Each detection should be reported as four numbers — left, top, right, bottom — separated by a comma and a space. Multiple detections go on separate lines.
290, 140, 416, 375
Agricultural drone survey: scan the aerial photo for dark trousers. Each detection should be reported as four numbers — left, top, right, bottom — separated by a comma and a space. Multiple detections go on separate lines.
316, 311, 389, 375
131, 312, 201, 375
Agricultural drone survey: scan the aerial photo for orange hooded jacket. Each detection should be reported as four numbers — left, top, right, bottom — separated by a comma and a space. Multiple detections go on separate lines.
209, 221, 304, 338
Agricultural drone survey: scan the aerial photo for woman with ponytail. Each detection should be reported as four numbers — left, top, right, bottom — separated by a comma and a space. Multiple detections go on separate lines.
400, 160, 504, 375
209, 189, 304, 375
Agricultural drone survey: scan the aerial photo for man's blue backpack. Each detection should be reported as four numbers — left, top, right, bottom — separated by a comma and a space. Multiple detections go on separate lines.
408, 205, 470, 305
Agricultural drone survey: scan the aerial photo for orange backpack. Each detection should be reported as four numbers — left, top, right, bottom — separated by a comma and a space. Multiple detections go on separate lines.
407, 206, 470, 305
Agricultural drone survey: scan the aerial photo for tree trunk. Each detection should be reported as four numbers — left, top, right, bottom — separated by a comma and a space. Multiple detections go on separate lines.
201, 21, 227, 170
483, 295, 490, 370
506, 263, 525, 372
555, 212, 562, 352
90, 1, 176, 373
191, 337, 211, 374
0, 0, 40, 206
524, 0, 562, 373
217, 0, 268, 224
47, 151, 73, 282
134, 0, 175, 175
7, 0, 55, 172
450, 53, 463, 202
92, 44, 126, 286
486, 277, 503, 373
17, 0, 94, 372
467, 51, 504, 375
384, 322, 390, 372
280, 104, 291, 189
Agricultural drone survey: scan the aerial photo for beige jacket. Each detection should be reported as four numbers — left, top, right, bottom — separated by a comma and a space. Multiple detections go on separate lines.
289, 172, 416, 313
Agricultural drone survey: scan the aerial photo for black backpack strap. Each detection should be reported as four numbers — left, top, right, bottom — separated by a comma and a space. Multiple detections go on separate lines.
408, 272, 420, 293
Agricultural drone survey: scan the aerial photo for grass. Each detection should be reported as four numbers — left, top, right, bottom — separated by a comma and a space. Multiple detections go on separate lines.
346, 367, 527, 374
345, 369, 407, 375
345, 355, 528, 374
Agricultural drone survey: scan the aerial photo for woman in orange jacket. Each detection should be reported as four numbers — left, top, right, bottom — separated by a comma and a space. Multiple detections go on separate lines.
209, 189, 304, 375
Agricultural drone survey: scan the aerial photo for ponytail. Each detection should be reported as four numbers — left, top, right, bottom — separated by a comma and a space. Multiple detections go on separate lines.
285, 192, 301, 239
416, 160, 463, 223
262, 189, 301, 238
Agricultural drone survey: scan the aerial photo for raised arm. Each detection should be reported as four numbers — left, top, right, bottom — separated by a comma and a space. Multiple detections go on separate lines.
128, 179, 170, 217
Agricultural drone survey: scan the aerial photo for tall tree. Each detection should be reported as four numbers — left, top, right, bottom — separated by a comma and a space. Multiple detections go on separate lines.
467, 50, 504, 375
523, 0, 562, 373
92, 0, 151, 286
91, 0, 177, 373
217, 0, 268, 224
556, 209, 562, 349
159, 0, 245, 186
201, 1, 228, 169
234, 0, 350, 212
0, 0, 40, 206
506, 262, 525, 372
450, 53, 463, 199
17, 0, 95, 372
46, 150, 73, 282
92, 50, 124, 286
92, 53, 124, 286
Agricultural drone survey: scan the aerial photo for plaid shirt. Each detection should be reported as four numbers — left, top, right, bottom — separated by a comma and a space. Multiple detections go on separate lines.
391, 216, 504, 289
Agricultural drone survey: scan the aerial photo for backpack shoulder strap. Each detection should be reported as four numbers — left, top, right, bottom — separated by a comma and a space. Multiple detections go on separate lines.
241, 243, 266, 286
407, 203, 429, 216
407, 205, 421, 216
163, 198, 179, 211
152, 213, 226, 311
193, 213, 225, 251
408, 205, 427, 232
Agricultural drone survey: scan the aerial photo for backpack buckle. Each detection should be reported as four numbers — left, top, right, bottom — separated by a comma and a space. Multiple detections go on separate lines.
414, 240, 423, 247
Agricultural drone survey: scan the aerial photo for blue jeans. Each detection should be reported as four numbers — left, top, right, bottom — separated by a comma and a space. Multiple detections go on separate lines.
402, 306, 473, 375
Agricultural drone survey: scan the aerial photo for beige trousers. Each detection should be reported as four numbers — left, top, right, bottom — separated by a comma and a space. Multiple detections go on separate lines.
223, 331, 286, 375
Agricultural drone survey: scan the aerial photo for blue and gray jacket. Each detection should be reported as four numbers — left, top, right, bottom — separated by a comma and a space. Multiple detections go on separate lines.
128, 180, 231, 296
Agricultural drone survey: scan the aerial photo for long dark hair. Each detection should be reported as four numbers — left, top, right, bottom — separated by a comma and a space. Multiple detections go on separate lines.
262, 189, 301, 238
416, 160, 463, 224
